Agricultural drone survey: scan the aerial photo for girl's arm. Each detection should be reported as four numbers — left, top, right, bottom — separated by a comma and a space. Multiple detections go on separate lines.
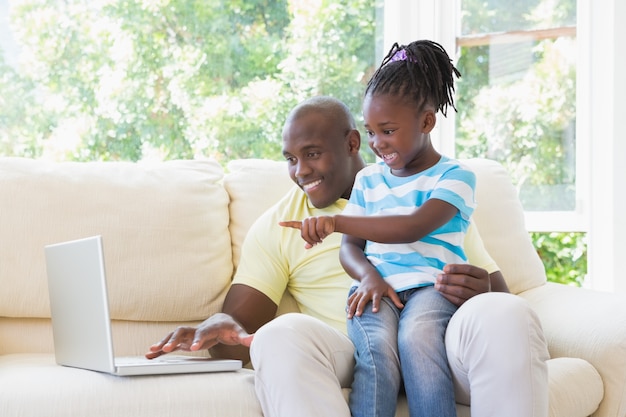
280, 198, 459, 248
339, 234, 404, 316
335, 198, 458, 243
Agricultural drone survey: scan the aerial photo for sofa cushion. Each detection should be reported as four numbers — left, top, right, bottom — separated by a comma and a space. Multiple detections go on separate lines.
546, 357, 603, 417
0, 353, 262, 417
521, 282, 626, 417
224, 159, 294, 269
0, 157, 232, 322
0, 354, 602, 417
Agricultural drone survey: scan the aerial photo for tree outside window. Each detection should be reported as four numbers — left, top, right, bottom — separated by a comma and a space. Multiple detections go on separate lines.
0, 0, 378, 163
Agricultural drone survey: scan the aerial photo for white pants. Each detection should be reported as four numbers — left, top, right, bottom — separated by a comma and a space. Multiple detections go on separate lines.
250, 292, 549, 417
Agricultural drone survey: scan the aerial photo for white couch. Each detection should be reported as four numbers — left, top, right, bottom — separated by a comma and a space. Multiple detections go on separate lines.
0, 156, 624, 417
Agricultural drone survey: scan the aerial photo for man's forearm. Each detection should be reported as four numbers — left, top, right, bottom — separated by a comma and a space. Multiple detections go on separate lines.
210, 344, 251, 364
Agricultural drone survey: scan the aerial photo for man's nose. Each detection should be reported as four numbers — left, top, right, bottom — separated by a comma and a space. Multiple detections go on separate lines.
295, 160, 312, 177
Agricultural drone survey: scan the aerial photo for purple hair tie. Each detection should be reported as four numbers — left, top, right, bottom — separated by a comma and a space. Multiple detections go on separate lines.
390, 49, 408, 62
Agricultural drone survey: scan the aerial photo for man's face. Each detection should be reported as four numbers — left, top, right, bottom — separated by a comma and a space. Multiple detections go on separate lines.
282, 111, 355, 209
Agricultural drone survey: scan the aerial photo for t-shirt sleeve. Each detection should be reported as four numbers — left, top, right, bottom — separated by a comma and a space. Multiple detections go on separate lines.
232, 208, 289, 306
430, 166, 476, 219
463, 221, 499, 274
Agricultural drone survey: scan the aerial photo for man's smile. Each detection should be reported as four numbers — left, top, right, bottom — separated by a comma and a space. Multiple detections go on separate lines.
301, 179, 322, 192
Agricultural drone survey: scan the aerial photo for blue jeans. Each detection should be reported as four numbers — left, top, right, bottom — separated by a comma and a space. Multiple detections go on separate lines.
347, 285, 458, 417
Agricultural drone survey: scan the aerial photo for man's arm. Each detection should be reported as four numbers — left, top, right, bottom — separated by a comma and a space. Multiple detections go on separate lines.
146, 284, 277, 364
211, 284, 278, 363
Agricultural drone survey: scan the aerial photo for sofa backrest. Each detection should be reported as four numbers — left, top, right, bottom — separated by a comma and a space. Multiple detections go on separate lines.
224, 159, 296, 270
463, 158, 547, 293
0, 157, 232, 324
0, 156, 546, 355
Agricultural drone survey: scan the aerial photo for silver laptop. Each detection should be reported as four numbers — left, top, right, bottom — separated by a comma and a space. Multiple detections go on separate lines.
44, 235, 242, 376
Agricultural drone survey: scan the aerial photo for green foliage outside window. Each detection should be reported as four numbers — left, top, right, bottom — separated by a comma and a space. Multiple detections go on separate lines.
532, 232, 587, 287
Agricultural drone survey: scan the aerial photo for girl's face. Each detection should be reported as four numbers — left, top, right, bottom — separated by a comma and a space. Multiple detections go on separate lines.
363, 93, 438, 177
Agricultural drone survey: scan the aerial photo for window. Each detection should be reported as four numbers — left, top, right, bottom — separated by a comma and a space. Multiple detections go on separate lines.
3, 0, 626, 292
454, 1, 586, 287
383, 0, 626, 293
455, 1, 578, 226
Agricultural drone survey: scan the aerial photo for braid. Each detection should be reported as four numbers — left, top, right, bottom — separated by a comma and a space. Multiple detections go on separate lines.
365, 40, 461, 116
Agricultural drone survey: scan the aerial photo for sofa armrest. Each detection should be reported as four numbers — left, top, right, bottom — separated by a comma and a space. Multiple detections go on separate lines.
520, 282, 626, 417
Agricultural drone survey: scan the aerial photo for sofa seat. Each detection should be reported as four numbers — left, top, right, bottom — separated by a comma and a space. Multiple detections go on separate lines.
0, 353, 261, 417
0, 352, 602, 417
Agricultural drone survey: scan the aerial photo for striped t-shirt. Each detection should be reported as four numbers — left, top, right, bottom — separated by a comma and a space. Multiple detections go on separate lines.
343, 156, 476, 292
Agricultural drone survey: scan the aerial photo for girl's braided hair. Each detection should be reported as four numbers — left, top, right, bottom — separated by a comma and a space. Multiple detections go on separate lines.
365, 40, 461, 116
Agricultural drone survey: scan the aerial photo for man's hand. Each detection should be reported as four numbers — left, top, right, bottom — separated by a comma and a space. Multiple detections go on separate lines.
145, 313, 253, 359
279, 216, 336, 248
435, 264, 492, 307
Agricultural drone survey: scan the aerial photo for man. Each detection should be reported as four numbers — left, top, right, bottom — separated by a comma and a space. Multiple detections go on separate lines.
147, 96, 549, 417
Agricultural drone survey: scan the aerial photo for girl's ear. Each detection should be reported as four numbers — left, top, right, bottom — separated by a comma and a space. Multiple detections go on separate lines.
422, 110, 437, 134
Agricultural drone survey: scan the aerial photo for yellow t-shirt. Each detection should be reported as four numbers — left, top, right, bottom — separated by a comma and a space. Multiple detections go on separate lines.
463, 220, 499, 276
232, 185, 499, 336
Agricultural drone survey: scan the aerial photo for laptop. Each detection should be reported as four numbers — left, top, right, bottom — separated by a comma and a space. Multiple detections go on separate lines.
44, 235, 242, 376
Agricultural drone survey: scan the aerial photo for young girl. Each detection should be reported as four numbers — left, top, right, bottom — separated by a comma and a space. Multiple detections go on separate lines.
281, 40, 474, 417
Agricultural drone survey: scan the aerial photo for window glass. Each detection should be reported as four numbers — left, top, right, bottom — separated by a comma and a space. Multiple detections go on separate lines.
460, 0, 576, 34
455, 0, 577, 212
0, 0, 379, 163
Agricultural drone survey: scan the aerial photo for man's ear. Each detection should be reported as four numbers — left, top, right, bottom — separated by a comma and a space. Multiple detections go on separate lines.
347, 129, 361, 154
422, 110, 437, 134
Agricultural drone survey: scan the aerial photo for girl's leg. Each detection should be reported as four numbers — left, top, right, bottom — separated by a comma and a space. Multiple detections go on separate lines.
398, 286, 458, 417
347, 288, 402, 417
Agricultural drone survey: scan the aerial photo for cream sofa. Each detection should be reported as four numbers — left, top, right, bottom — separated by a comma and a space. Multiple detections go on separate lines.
1, 156, 625, 417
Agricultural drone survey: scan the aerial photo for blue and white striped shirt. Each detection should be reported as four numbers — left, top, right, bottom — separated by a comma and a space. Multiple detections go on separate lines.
343, 156, 476, 292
